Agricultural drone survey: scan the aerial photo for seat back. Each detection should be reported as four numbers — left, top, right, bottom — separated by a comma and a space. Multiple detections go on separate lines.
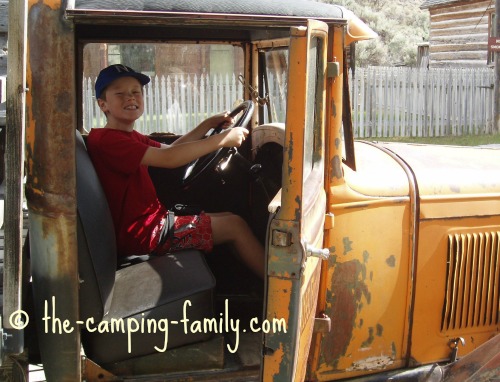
75, 130, 217, 364
75, 130, 116, 321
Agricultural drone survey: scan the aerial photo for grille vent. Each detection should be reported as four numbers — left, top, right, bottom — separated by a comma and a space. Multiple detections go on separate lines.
442, 231, 500, 332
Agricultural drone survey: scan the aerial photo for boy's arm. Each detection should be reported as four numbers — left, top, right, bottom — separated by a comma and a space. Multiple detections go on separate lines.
141, 126, 248, 169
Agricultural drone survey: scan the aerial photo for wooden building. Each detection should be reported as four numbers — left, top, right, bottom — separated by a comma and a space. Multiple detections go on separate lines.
421, 0, 496, 67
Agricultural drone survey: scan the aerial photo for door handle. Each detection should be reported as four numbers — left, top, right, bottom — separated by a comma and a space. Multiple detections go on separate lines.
305, 243, 330, 260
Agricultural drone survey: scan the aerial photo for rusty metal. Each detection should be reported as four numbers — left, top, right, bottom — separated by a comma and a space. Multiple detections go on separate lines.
25, 0, 80, 380
82, 357, 117, 381
311, 141, 418, 379
366, 142, 421, 364
263, 20, 329, 382
14, 1, 499, 381
325, 25, 345, 188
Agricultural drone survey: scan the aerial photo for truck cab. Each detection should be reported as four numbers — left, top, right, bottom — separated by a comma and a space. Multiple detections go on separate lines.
2, 0, 500, 381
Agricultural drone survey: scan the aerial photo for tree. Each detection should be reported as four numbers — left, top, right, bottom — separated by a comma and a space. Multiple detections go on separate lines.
318, 0, 429, 67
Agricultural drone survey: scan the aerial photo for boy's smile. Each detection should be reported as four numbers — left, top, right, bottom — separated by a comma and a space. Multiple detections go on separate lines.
98, 76, 145, 130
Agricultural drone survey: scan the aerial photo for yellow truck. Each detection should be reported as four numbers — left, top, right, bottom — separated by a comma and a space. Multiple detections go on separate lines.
2, 0, 499, 381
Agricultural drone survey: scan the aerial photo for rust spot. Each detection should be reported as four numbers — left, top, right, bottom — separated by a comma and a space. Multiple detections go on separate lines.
321, 259, 370, 367
386, 255, 396, 267
342, 237, 353, 255
361, 327, 374, 348
331, 98, 337, 118
362, 250, 369, 263
376, 323, 383, 337
335, 137, 341, 149
56, 91, 72, 110
286, 132, 294, 176
294, 195, 301, 221
330, 155, 342, 180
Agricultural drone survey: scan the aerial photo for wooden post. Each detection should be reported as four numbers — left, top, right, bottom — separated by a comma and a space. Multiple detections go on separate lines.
25, 0, 80, 380
4, 0, 26, 338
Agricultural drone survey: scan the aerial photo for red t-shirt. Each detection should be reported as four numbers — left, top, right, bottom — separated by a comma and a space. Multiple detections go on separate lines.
87, 128, 167, 257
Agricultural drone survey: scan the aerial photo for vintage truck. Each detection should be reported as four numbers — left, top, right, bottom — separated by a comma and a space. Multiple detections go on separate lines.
1, 0, 500, 381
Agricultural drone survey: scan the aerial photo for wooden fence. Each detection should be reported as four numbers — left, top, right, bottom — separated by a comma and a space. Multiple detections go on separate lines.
83, 73, 246, 135
83, 67, 495, 137
350, 66, 495, 137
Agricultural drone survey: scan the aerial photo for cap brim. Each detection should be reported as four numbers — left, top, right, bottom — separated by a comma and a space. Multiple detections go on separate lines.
96, 72, 150, 99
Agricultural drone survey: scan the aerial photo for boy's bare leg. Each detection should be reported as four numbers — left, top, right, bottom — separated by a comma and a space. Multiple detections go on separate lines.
208, 212, 265, 278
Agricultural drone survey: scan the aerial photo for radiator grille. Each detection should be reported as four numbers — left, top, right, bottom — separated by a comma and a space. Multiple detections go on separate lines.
442, 232, 500, 332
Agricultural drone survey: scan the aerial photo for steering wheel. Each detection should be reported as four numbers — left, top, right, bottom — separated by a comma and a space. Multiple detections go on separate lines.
182, 100, 255, 188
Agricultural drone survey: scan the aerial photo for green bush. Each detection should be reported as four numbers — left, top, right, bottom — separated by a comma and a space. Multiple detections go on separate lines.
318, 0, 429, 67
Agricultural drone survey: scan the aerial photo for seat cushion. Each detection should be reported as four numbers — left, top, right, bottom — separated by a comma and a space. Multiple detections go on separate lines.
82, 250, 216, 364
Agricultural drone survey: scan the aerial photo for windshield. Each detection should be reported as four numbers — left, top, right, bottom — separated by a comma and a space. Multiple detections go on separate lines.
82, 43, 245, 135
262, 48, 289, 124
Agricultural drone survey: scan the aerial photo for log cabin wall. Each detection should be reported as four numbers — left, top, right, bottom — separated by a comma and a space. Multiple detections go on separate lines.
421, 0, 495, 67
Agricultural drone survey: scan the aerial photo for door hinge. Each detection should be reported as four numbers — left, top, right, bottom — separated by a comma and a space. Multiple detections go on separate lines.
327, 61, 340, 78
325, 212, 334, 230
313, 313, 331, 333
272, 229, 292, 247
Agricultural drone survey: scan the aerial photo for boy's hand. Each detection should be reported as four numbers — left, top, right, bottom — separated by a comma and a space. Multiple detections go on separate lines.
209, 111, 234, 129
219, 126, 249, 147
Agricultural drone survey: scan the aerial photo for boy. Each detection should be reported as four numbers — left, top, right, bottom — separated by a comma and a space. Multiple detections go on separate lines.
87, 64, 264, 278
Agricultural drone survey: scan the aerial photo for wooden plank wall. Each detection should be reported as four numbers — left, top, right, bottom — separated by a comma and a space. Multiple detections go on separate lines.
428, 0, 495, 67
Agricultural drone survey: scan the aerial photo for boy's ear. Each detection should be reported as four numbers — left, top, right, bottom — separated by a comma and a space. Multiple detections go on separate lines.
97, 98, 108, 113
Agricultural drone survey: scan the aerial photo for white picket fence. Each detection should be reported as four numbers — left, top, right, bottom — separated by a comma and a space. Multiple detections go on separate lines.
83, 73, 247, 135
83, 67, 495, 137
350, 66, 495, 137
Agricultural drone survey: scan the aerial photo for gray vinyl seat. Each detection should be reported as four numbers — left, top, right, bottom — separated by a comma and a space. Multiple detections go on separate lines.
75, 130, 215, 365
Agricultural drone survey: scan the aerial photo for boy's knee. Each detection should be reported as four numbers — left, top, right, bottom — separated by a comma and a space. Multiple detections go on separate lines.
223, 214, 250, 234
210, 213, 248, 239
227, 213, 245, 228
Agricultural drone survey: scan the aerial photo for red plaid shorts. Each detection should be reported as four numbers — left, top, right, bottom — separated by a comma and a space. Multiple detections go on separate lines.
154, 213, 213, 254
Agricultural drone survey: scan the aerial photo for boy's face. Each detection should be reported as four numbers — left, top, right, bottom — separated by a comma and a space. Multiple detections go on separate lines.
97, 76, 144, 126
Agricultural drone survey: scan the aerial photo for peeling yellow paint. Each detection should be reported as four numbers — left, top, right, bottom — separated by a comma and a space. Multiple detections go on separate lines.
346, 355, 394, 372
265, 344, 285, 380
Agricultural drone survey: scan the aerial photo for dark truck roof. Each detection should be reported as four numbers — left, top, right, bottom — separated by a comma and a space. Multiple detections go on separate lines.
70, 0, 349, 24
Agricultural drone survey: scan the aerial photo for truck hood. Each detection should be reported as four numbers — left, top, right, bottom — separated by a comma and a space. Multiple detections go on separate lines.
375, 142, 500, 197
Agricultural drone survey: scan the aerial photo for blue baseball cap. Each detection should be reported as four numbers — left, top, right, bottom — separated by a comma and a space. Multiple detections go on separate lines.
95, 64, 150, 99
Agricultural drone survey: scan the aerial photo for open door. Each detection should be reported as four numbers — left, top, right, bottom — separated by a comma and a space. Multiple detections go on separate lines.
262, 20, 329, 382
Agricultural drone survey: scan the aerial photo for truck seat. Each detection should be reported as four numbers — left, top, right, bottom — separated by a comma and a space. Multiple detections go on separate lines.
75, 130, 215, 365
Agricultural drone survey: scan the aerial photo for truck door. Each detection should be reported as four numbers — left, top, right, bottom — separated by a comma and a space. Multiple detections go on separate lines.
262, 20, 329, 382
